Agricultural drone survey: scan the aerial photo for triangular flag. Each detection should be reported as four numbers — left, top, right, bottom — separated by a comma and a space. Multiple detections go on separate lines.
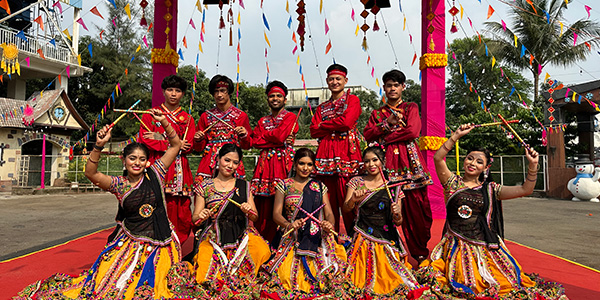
460, 4, 463, 19
90, 6, 104, 19
66, 65, 70, 78
491, 56, 496, 68
136, 44, 141, 52
52, 1, 62, 14
559, 22, 564, 36
76, 18, 89, 31
34, 16, 44, 31
178, 48, 184, 60
262, 13, 270, 30
514, 34, 518, 47
264, 32, 271, 47
501, 20, 506, 31
487, 5, 494, 19
107, 0, 116, 9
585, 5, 591, 19
544, 72, 550, 82
195, 0, 202, 12
37, 49, 46, 60
325, 40, 332, 54
112, 17, 117, 28
49, 38, 56, 47
183, 36, 187, 48
573, 33, 578, 46
99, 30, 104, 40
520, 45, 526, 57
124, 4, 131, 20
25, 57, 30, 67
538, 64, 542, 75
63, 28, 71, 41
58, 74, 61, 85
143, 35, 148, 48
411, 53, 417, 66
198, 41, 203, 53
325, 18, 329, 34
189, 19, 196, 30
0, 0, 10, 14
87, 43, 93, 58
77, 54, 81, 66
16, 30, 27, 42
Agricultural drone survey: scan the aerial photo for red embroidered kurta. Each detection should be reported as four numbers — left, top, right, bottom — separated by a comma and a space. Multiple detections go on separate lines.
139, 104, 195, 196
194, 106, 252, 182
309, 91, 362, 177
363, 102, 433, 190
250, 109, 298, 196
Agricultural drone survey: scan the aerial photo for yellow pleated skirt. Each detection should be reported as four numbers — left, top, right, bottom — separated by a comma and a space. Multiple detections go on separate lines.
16, 231, 181, 300
192, 228, 271, 283
426, 232, 535, 295
345, 233, 419, 295
274, 235, 347, 293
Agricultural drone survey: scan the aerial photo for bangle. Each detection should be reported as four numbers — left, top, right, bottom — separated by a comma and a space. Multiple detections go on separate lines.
526, 176, 537, 182
88, 157, 99, 164
442, 142, 452, 152
167, 132, 177, 139
93, 144, 104, 151
528, 165, 540, 173
449, 136, 457, 143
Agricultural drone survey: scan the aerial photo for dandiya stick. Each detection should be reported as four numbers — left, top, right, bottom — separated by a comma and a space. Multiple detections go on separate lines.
193, 189, 236, 226
201, 110, 234, 134
113, 108, 151, 114
379, 166, 393, 201
109, 99, 142, 129
206, 110, 235, 129
370, 181, 404, 192
473, 119, 519, 128
385, 104, 407, 127
288, 107, 303, 137
497, 114, 531, 150
281, 203, 327, 238
227, 198, 258, 216
291, 203, 339, 237
132, 113, 151, 132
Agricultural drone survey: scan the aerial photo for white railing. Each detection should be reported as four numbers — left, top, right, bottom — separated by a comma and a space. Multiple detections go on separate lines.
0, 26, 72, 63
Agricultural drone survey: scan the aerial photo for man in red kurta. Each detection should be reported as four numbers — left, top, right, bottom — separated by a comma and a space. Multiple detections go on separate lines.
251, 80, 299, 241
310, 64, 362, 235
363, 70, 433, 263
139, 75, 195, 245
194, 75, 252, 183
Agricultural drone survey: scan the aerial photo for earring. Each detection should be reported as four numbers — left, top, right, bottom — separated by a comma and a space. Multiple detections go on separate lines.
122, 164, 126, 171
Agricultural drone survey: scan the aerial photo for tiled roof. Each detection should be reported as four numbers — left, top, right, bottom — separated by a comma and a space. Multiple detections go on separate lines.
0, 89, 62, 128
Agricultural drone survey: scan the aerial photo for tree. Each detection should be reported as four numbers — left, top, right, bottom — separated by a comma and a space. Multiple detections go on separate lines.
485, 0, 600, 101
68, 0, 152, 146
446, 36, 545, 155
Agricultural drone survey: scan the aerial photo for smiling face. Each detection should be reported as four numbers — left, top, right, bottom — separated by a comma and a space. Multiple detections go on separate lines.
363, 151, 384, 176
295, 156, 314, 179
326, 74, 348, 94
463, 151, 489, 178
267, 92, 286, 112
163, 87, 184, 107
122, 148, 150, 177
218, 151, 240, 178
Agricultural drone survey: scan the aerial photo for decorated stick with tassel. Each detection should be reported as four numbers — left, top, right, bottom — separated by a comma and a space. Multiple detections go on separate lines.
113, 109, 150, 114
281, 203, 329, 238
108, 99, 141, 129
473, 119, 519, 128
497, 114, 531, 150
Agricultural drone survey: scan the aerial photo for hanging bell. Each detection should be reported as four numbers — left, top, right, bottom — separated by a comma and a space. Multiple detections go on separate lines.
373, 20, 380, 31
219, 16, 226, 29
140, 12, 147, 26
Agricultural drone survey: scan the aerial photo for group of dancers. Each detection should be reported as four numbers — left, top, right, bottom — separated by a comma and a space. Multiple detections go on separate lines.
16, 65, 568, 299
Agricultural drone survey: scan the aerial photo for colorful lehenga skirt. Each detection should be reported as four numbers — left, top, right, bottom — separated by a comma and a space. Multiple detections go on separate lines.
15, 231, 181, 300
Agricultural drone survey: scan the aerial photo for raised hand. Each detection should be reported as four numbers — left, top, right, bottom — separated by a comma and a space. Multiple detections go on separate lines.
96, 125, 113, 146
290, 218, 305, 230
234, 126, 248, 137
148, 108, 166, 123
525, 147, 539, 165
454, 123, 474, 139
194, 130, 206, 141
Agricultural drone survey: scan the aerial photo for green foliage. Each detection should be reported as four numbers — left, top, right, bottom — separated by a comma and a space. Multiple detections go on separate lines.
237, 83, 269, 127
446, 36, 546, 155
485, 0, 600, 100
68, 0, 151, 150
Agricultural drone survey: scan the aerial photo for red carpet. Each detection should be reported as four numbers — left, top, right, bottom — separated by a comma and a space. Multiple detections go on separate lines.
1, 220, 599, 299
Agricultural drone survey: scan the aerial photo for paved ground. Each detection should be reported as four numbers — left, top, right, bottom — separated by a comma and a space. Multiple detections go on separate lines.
0, 192, 599, 270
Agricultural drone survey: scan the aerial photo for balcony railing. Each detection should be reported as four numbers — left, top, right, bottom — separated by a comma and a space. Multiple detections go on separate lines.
0, 25, 73, 64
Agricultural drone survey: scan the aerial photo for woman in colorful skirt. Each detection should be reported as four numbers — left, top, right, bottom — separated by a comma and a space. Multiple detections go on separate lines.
422, 123, 567, 299
16, 109, 183, 299
342, 146, 421, 297
187, 143, 271, 295
262, 148, 347, 298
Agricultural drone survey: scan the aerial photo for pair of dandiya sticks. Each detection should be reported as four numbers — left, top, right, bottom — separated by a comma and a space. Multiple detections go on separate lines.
474, 115, 530, 150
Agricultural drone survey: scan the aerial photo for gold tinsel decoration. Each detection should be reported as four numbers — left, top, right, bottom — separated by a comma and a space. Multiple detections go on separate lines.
1, 43, 20, 75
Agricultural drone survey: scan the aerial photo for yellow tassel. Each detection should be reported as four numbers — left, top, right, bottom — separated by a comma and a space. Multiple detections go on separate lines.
361, 36, 368, 50
16, 62, 20, 75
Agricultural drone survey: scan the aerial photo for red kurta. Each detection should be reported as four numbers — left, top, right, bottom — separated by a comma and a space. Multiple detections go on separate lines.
250, 109, 298, 196
363, 102, 433, 189
309, 91, 362, 177
194, 106, 252, 183
139, 104, 196, 196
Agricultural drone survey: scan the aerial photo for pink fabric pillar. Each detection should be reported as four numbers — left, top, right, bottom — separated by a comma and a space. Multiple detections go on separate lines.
41, 134, 46, 189
152, 0, 178, 107
421, 0, 446, 219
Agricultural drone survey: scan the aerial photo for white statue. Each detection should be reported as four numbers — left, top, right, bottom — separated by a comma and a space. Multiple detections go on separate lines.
567, 157, 600, 202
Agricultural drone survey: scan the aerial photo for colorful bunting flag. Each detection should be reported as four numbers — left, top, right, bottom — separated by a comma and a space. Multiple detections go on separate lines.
87, 43, 93, 58
53, 1, 62, 13
0, 0, 10, 14
76, 18, 89, 31
190, 19, 196, 29
124, 4, 131, 20
37, 49, 46, 60
34, 16, 44, 30
585, 5, 591, 19
487, 5, 494, 19
16, 30, 27, 42
90, 6, 104, 19
63, 29, 71, 41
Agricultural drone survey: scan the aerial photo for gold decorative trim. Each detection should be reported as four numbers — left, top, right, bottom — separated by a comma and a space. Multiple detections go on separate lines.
419, 135, 447, 151
151, 47, 179, 67
419, 53, 448, 70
